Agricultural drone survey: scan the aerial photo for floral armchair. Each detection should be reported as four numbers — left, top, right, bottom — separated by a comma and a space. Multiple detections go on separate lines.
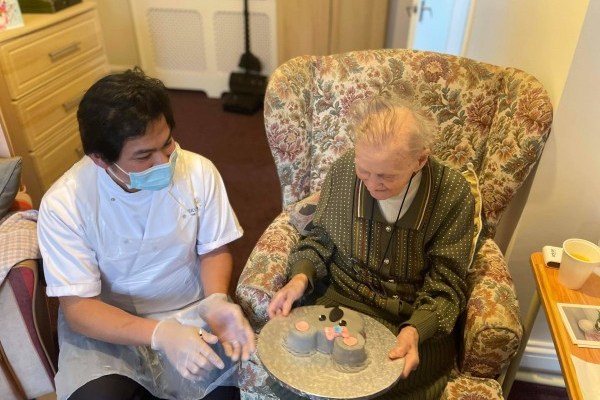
236, 49, 553, 399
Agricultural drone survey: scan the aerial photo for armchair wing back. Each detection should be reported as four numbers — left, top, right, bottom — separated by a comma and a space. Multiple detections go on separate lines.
237, 49, 552, 400
265, 49, 552, 238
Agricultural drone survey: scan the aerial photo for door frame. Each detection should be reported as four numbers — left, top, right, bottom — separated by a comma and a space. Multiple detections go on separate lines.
387, 0, 477, 56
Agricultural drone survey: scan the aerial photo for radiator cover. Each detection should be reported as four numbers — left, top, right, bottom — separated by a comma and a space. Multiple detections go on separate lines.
129, 0, 277, 98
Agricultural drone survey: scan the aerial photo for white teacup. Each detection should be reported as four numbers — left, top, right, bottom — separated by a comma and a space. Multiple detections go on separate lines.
558, 238, 600, 290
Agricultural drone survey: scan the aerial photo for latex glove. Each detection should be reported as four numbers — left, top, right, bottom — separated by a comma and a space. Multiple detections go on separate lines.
198, 293, 256, 362
388, 325, 420, 379
151, 318, 225, 380
268, 274, 308, 319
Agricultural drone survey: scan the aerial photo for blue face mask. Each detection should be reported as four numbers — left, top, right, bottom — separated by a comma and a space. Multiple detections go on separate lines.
113, 148, 178, 191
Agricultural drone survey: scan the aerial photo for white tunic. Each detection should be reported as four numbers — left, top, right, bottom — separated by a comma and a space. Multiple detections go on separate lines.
38, 148, 244, 400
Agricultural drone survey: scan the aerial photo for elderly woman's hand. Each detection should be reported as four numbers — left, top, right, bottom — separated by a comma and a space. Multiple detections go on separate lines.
267, 274, 308, 319
388, 325, 420, 379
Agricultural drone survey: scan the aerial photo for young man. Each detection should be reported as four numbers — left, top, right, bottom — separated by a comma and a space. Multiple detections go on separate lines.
38, 68, 254, 400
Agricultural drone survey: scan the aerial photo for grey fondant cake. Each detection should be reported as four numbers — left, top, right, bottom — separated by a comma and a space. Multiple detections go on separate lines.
283, 305, 368, 371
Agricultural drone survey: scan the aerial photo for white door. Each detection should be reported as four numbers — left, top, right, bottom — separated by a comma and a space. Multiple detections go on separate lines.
388, 0, 474, 56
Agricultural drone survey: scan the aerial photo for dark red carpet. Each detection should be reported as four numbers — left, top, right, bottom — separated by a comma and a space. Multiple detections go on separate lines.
168, 90, 281, 294
508, 380, 567, 400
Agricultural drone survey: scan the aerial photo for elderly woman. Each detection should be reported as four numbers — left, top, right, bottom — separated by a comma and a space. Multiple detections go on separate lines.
268, 95, 477, 399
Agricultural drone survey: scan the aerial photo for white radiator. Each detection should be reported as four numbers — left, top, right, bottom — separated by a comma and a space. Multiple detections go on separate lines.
129, 0, 277, 98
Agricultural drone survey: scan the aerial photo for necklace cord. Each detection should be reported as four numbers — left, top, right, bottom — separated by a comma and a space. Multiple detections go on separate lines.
377, 172, 415, 273
348, 172, 416, 296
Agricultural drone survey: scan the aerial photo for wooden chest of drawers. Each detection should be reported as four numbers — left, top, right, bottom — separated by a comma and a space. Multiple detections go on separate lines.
0, 2, 109, 207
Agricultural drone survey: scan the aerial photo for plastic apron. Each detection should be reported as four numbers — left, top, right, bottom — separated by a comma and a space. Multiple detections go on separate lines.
54, 169, 238, 400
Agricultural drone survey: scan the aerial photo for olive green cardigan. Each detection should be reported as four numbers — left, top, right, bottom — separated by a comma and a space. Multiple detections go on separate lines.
287, 150, 476, 399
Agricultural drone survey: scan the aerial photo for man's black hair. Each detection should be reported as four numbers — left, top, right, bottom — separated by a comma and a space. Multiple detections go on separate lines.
77, 67, 175, 163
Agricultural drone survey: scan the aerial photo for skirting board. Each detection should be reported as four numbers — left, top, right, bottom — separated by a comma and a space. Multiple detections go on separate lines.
518, 339, 565, 387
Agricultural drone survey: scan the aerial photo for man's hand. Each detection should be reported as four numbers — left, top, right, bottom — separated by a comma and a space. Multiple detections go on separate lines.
198, 293, 255, 362
151, 319, 225, 380
388, 325, 420, 379
267, 274, 308, 319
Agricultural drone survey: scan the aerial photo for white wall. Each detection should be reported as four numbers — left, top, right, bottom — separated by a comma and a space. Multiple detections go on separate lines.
386, 0, 412, 49
90, 0, 140, 70
508, 0, 600, 379
465, 0, 587, 103
465, 0, 595, 383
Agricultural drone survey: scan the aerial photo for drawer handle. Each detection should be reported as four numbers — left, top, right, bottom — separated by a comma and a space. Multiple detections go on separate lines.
48, 42, 82, 62
62, 94, 84, 113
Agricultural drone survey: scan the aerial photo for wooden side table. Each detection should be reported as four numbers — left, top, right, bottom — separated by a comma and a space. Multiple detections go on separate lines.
528, 252, 600, 399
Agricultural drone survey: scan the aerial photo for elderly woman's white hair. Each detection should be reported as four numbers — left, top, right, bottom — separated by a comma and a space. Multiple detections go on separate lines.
349, 95, 437, 157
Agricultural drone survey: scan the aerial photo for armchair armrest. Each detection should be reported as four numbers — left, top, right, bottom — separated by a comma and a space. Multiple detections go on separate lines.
236, 211, 300, 331
459, 239, 523, 378
0, 260, 56, 399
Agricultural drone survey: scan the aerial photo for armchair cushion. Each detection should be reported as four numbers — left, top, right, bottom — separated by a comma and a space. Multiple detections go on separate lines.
288, 191, 320, 236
